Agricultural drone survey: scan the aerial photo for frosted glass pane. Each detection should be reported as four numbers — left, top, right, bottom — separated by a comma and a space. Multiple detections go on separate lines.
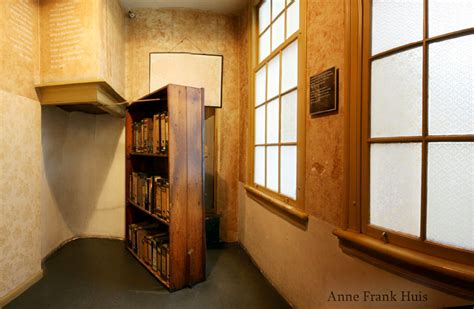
281, 40, 298, 92
427, 142, 474, 250
370, 143, 421, 236
371, 48, 422, 137
255, 105, 266, 144
266, 99, 279, 144
266, 146, 279, 191
429, 0, 474, 37
280, 146, 297, 199
255, 66, 266, 106
272, 0, 285, 20
271, 14, 285, 51
286, 0, 299, 38
428, 35, 474, 135
254, 146, 265, 186
372, 0, 423, 55
281, 90, 297, 143
267, 55, 280, 99
259, 0, 271, 34
259, 30, 270, 62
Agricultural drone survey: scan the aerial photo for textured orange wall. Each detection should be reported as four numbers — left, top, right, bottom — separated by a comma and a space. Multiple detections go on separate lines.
126, 8, 241, 241
304, 0, 346, 226
238, 9, 250, 184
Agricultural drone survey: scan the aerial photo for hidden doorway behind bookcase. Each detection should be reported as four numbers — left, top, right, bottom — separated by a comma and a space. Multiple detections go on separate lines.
204, 107, 217, 214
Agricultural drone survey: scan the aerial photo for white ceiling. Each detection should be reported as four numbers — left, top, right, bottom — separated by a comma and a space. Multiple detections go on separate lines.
120, 0, 248, 15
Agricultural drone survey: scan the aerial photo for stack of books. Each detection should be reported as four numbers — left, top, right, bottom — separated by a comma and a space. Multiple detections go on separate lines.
128, 222, 170, 280
129, 173, 170, 221
132, 112, 169, 154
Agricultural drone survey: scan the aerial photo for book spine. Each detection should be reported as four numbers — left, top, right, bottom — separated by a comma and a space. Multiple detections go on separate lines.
159, 113, 165, 152
161, 244, 166, 277
155, 177, 162, 217
147, 177, 153, 211
164, 114, 169, 153
152, 114, 159, 154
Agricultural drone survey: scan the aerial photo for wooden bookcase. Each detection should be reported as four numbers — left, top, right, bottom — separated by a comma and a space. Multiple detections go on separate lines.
125, 84, 205, 291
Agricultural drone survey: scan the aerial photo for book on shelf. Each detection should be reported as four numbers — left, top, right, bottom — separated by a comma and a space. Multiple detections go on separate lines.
129, 172, 171, 222
128, 223, 170, 279
132, 112, 168, 154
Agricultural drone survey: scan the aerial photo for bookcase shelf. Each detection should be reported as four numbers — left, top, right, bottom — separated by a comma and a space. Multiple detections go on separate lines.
127, 247, 170, 289
129, 152, 168, 158
125, 84, 205, 292
128, 199, 169, 226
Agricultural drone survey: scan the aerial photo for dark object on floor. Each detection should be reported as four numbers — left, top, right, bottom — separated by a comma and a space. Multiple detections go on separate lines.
6, 238, 290, 309
205, 214, 221, 247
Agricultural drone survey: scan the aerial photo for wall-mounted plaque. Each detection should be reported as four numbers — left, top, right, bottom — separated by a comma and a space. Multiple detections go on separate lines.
309, 67, 338, 116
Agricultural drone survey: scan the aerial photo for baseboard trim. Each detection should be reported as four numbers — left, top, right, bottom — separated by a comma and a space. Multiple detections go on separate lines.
42, 235, 125, 263
0, 270, 43, 307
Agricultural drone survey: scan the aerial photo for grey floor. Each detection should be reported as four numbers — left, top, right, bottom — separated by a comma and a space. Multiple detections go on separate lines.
6, 239, 290, 309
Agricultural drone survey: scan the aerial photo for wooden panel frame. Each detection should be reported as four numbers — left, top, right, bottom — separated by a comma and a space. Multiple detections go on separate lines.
246, 0, 307, 215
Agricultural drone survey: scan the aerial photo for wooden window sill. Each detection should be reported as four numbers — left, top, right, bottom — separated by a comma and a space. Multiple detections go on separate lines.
244, 184, 309, 227
333, 228, 474, 299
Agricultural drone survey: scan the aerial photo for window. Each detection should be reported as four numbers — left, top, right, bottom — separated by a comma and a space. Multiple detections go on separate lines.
365, 0, 473, 256
252, 0, 304, 205
337, 0, 473, 297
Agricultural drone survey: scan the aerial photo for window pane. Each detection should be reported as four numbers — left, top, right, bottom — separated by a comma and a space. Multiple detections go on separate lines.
280, 146, 297, 199
428, 35, 474, 135
259, 0, 271, 34
371, 48, 422, 137
255, 105, 266, 144
271, 14, 285, 51
286, 0, 299, 38
281, 40, 298, 92
267, 55, 280, 99
259, 29, 270, 62
255, 66, 266, 106
427, 142, 474, 250
429, 0, 474, 37
371, 0, 423, 55
254, 146, 265, 186
266, 146, 279, 191
272, 0, 285, 21
266, 98, 279, 144
370, 143, 421, 236
281, 90, 297, 143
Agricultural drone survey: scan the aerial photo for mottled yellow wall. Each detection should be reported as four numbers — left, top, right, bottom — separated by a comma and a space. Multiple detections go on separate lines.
304, 0, 346, 226
39, 0, 102, 84
126, 8, 241, 241
39, 0, 125, 95
101, 0, 126, 96
0, 0, 39, 100
238, 9, 249, 184
0, 0, 42, 300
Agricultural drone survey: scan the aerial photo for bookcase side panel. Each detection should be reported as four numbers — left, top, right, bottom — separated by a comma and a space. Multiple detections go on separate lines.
125, 112, 133, 241
185, 87, 206, 285
167, 85, 188, 290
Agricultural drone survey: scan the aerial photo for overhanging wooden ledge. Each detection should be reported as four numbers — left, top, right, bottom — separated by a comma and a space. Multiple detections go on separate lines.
35, 80, 126, 117
333, 228, 474, 299
244, 184, 309, 226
